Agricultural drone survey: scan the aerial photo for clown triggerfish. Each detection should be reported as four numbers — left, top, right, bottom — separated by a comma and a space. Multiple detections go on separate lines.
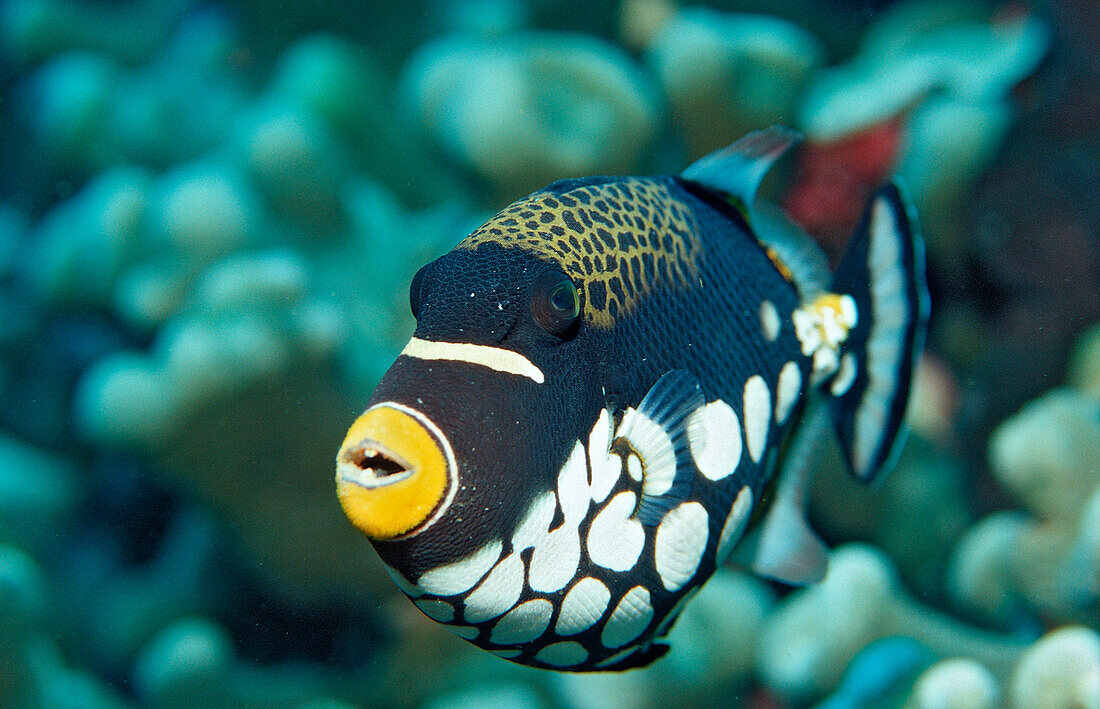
335, 127, 928, 671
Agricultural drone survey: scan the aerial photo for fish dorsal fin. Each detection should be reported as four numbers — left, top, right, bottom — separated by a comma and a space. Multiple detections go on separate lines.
750, 200, 833, 299
613, 370, 705, 527
680, 126, 801, 215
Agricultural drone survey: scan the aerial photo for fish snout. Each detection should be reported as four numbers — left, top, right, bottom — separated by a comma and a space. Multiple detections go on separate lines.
335, 403, 456, 541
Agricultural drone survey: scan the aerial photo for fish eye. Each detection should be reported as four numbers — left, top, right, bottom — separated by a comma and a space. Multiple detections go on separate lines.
409, 264, 429, 319
532, 269, 581, 338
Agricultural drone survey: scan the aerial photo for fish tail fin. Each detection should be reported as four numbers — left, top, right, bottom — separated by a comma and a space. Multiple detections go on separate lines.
823, 181, 929, 483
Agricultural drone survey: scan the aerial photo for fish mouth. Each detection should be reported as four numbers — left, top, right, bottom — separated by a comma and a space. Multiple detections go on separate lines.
335, 402, 458, 541
338, 440, 414, 488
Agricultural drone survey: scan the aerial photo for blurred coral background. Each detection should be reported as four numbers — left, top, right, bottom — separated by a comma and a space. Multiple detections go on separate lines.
1, 0, 1098, 707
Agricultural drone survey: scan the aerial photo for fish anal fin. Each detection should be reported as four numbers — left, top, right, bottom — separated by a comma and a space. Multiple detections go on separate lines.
750, 495, 828, 585
744, 399, 833, 586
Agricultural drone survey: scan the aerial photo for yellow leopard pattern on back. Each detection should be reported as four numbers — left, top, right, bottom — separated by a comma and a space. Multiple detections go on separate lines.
459, 178, 702, 329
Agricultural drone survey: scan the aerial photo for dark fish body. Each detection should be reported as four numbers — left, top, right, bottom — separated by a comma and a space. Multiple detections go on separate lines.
336, 128, 928, 671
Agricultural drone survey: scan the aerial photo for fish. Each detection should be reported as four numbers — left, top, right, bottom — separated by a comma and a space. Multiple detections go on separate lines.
334, 127, 928, 671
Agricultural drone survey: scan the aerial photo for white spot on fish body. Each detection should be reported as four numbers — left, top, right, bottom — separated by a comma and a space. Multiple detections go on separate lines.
688, 399, 741, 481
491, 598, 554, 645
588, 409, 619, 503
792, 308, 821, 357
743, 375, 771, 464
536, 641, 588, 667
616, 407, 677, 498
528, 525, 581, 593
775, 361, 802, 424
463, 552, 524, 623
715, 486, 753, 564
760, 300, 780, 342
416, 540, 502, 596
792, 294, 858, 383
654, 501, 710, 592
556, 577, 611, 636
839, 293, 858, 326
813, 347, 840, 381
512, 492, 556, 551
601, 586, 654, 648
832, 351, 858, 397
587, 492, 645, 572
558, 440, 590, 526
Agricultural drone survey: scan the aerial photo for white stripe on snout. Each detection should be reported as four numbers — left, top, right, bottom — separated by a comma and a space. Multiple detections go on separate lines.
400, 337, 546, 384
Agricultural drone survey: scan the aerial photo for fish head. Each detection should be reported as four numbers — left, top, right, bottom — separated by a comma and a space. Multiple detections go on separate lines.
336, 240, 601, 572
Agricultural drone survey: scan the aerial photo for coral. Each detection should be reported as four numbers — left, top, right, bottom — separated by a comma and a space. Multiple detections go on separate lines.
948, 387, 1100, 627
132, 616, 364, 709
0, 545, 131, 709
1, 0, 189, 65
790, 0, 1048, 245
988, 389, 1100, 523
71, 245, 392, 600
907, 658, 1001, 709
1008, 626, 1100, 709
642, 7, 823, 158
0, 0, 1095, 707
0, 434, 79, 551
798, 0, 1048, 141
49, 507, 221, 675
809, 429, 974, 598
401, 31, 661, 199
13, 8, 249, 176
813, 637, 935, 709
424, 683, 546, 709
9, 11, 478, 604
268, 34, 466, 209
757, 544, 1026, 704
617, 0, 676, 50
1069, 322, 1100, 397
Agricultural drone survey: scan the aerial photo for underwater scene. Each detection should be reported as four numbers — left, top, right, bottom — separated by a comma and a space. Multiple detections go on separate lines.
1, 0, 1098, 706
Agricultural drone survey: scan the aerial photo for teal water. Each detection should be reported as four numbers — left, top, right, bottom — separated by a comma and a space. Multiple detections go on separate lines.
1, 0, 1097, 707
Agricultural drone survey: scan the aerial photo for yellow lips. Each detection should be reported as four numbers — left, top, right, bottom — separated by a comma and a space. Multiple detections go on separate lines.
335, 403, 454, 540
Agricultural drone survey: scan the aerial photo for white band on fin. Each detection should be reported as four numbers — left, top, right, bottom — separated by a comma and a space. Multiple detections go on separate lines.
401, 337, 546, 384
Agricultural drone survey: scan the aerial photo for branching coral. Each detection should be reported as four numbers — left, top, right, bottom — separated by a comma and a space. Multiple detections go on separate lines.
757, 543, 1027, 704
948, 384, 1100, 628
642, 7, 823, 159
401, 31, 661, 199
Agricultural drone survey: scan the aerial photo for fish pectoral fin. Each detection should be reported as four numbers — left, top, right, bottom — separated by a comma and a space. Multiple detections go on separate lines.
614, 369, 705, 527
680, 126, 801, 217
